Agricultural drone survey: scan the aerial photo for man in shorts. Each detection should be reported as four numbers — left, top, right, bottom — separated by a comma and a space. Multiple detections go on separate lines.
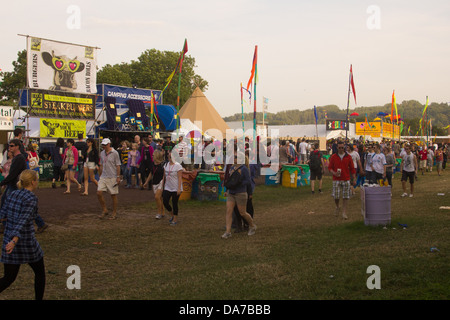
418, 147, 427, 175
328, 141, 356, 219
97, 138, 122, 219
400, 145, 418, 198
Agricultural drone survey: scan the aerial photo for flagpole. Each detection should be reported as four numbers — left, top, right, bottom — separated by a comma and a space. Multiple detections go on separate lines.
253, 45, 258, 151
345, 67, 351, 141
241, 83, 245, 147
426, 96, 428, 146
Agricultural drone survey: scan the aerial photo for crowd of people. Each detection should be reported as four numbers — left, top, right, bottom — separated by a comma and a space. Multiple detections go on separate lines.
0, 127, 448, 299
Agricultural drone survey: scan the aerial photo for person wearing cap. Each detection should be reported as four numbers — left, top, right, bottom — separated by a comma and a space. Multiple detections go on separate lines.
97, 138, 121, 220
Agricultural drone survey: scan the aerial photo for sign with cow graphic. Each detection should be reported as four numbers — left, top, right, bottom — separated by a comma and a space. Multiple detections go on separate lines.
28, 89, 95, 119
40, 118, 86, 138
27, 37, 97, 94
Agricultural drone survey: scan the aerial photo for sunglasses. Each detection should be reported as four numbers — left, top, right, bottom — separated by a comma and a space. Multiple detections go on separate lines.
9, 144, 17, 148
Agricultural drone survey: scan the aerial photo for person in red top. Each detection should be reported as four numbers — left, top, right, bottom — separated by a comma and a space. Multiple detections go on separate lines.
418, 147, 427, 175
328, 141, 356, 220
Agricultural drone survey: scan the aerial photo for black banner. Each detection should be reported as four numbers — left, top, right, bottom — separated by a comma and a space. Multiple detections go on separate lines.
28, 89, 96, 120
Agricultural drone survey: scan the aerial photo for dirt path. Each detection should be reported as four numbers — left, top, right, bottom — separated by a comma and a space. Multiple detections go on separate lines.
35, 184, 155, 225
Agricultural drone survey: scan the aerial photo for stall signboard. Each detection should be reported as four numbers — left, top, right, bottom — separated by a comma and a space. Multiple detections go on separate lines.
356, 122, 381, 137
97, 84, 162, 107
326, 119, 349, 131
29, 89, 95, 119
26, 37, 97, 94
40, 118, 86, 138
0, 106, 14, 131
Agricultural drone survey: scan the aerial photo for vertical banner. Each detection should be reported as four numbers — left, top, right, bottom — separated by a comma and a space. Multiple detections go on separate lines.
27, 36, 97, 94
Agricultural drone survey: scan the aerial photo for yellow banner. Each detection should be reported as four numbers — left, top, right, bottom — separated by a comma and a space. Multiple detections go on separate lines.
44, 94, 93, 104
356, 122, 400, 139
40, 118, 86, 138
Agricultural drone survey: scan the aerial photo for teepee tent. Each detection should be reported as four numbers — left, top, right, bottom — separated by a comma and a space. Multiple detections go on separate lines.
179, 87, 230, 137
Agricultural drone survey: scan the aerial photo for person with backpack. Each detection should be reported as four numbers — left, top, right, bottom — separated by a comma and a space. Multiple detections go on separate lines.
221, 152, 257, 239
308, 142, 324, 194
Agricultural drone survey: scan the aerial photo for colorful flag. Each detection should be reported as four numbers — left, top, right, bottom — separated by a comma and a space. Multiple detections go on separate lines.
314, 105, 318, 125
422, 96, 429, 117
247, 46, 257, 91
350, 64, 357, 105
391, 90, 397, 123
178, 38, 188, 74
161, 39, 188, 93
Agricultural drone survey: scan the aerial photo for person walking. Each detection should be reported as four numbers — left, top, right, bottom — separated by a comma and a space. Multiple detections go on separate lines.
51, 138, 66, 189
371, 144, 387, 183
62, 139, 82, 194
328, 141, 356, 220
435, 146, 444, 176
97, 138, 121, 220
137, 137, 154, 190
222, 152, 257, 239
81, 138, 99, 196
143, 149, 165, 219
0, 170, 45, 300
162, 150, 183, 226
383, 146, 395, 188
308, 142, 324, 194
74, 133, 87, 185
400, 144, 418, 198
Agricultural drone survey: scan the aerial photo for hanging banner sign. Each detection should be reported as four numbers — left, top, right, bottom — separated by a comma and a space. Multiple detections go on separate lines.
40, 118, 86, 138
28, 89, 95, 119
97, 84, 162, 107
27, 37, 97, 94
326, 119, 349, 131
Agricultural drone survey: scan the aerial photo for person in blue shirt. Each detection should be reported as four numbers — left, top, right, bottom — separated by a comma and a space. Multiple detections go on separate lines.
0, 169, 45, 300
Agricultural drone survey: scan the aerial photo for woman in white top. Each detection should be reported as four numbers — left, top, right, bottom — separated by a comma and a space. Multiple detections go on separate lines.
371, 144, 387, 182
163, 151, 183, 226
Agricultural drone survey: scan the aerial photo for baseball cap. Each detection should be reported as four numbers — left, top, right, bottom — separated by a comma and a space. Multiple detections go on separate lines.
101, 138, 111, 145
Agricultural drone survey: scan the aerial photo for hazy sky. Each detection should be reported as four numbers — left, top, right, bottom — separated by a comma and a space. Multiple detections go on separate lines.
1, 0, 449, 117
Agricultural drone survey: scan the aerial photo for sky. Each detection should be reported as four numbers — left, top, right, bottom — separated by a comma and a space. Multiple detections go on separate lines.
1, 0, 450, 117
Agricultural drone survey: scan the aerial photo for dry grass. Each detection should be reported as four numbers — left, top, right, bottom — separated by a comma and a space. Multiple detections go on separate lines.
1, 170, 449, 300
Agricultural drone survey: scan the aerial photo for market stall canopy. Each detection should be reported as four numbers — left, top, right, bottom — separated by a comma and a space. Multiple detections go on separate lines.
179, 87, 230, 137
350, 112, 359, 116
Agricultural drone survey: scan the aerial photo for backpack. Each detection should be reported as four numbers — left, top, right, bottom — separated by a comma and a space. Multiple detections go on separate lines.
309, 150, 321, 170
224, 165, 243, 190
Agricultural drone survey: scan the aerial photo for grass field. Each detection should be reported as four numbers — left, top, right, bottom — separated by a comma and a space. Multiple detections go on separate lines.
1, 169, 449, 301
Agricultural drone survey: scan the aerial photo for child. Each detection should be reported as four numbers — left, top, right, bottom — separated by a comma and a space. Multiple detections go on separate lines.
126, 143, 141, 188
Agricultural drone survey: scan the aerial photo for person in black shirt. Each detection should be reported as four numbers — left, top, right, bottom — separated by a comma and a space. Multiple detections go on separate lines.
143, 149, 165, 219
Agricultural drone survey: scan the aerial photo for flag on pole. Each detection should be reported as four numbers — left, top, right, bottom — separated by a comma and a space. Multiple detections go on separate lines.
162, 39, 188, 94
422, 96, 429, 117
391, 90, 397, 123
247, 46, 257, 91
314, 105, 318, 125
350, 64, 357, 105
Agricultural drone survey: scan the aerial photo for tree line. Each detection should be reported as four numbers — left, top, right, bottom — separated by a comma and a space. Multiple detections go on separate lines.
223, 101, 450, 136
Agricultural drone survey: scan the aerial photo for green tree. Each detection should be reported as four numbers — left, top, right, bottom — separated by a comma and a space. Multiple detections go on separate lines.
96, 63, 132, 87
97, 49, 208, 107
0, 50, 27, 105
